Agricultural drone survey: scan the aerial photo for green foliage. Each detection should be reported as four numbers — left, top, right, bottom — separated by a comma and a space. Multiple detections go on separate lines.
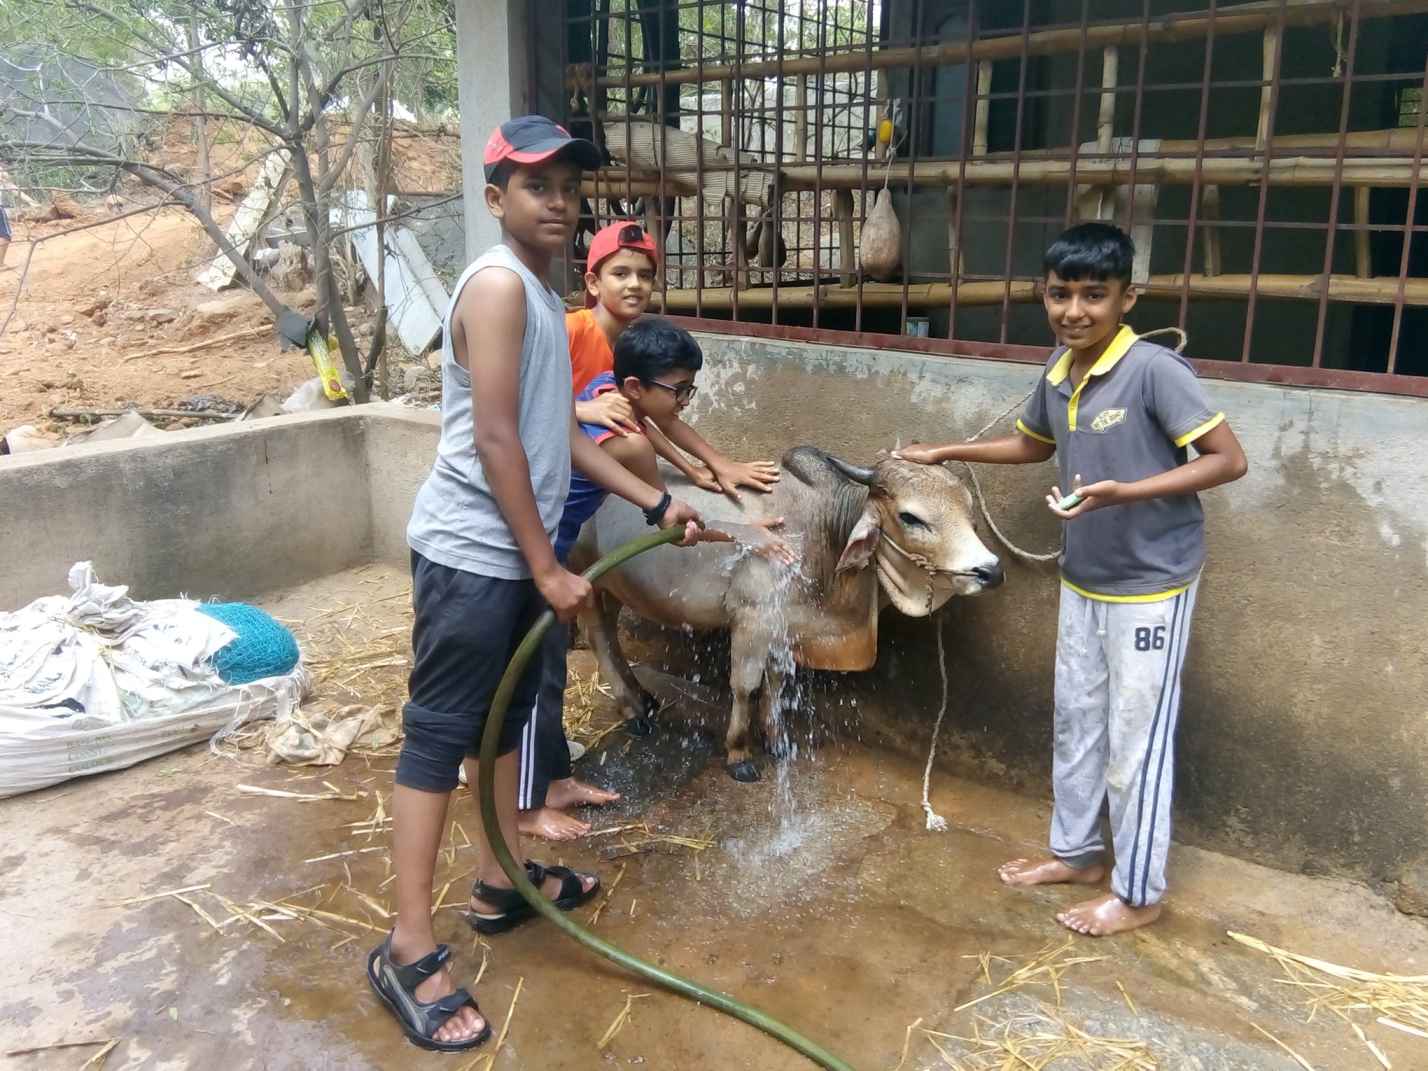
0, 0, 459, 128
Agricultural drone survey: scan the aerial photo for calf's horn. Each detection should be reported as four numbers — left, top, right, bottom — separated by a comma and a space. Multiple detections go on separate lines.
826, 454, 877, 486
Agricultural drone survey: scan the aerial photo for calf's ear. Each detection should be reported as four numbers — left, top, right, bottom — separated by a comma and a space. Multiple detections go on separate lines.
836, 507, 881, 573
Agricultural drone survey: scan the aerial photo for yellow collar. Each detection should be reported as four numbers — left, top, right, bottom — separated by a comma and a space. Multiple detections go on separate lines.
1046, 324, 1138, 386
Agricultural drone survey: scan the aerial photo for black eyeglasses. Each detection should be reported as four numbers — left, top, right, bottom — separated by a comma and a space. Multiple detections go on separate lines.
645, 379, 697, 403
619, 224, 647, 245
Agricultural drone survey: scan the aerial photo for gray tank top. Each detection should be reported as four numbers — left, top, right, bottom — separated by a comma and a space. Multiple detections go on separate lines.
406, 243, 572, 580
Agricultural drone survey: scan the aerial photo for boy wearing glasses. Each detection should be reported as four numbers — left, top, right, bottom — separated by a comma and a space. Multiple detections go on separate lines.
516, 314, 790, 839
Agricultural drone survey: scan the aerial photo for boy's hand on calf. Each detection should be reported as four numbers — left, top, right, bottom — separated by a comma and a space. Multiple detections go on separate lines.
891, 443, 943, 465
687, 466, 725, 494
710, 458, 780, 498
535, 565, 594, 622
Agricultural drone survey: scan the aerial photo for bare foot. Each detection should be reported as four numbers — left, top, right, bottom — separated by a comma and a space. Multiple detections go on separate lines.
998, 857, 1106, 887
387, 934, 487, 1044
1057, 893, 1162, 937
546, 777, 621, 809
517, 806, 590, 841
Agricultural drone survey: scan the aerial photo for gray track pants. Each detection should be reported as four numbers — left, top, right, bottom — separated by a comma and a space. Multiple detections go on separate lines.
1050, 577, 1200, 908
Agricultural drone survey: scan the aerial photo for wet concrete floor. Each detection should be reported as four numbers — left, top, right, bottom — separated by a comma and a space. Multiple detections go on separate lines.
4, 567, 1427, 1070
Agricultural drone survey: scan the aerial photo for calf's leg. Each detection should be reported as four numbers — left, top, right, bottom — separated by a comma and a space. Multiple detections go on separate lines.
757, 659, 790, 759
726, 623, 772, 782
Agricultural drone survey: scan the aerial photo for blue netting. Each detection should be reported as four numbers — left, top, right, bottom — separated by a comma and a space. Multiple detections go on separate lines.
197, 602, 301, 685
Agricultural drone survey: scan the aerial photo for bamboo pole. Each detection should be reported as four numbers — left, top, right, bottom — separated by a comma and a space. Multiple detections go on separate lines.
972, 62, 991, 157
654, 272, 1428, 310
1079, 46, 1120, 221
582, 175, 667, 199
1201, 185, 1223, 277
773, 154, 1424, 189
1097, 47, 1118, 153
595, 121, 1428, 161
569, 0, 1428, 91
719, 79, 732, 148
590, 155, 1422, 194
946, 188, 964, 279
1354, 185, 1372, 278
794, 77, 807, 163
1005, 126, 1428, 158
1258, 27, 1282, 151
835, 189, 855, 286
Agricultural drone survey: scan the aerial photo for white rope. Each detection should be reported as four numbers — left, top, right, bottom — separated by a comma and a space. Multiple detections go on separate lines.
955, 389, 1062, 564
921, 613, 951, 831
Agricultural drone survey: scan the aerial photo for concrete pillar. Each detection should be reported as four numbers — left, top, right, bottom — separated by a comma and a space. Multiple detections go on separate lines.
455, 0, 530, 261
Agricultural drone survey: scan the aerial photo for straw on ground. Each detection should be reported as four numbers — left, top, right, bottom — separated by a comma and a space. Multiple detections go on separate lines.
1231, 929, 1427, 1062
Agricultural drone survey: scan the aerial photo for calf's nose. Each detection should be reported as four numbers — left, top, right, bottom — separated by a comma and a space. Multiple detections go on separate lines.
972, 561, 1004, 588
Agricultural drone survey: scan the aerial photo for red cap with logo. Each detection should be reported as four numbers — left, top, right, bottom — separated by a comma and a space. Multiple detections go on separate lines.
483, 115, 602, 182
583, 221, 659, 307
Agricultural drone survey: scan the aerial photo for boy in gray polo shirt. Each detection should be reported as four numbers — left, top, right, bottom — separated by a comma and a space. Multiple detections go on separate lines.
896, 222, 1247, 936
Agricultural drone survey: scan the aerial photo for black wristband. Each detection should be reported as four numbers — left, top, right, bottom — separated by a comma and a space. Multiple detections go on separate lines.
643, 491, 672, 527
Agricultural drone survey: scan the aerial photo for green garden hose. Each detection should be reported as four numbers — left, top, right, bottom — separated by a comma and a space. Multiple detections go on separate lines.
476, 525, 859, 1071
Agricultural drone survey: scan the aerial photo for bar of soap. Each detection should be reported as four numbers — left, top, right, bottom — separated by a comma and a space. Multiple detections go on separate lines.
1056, 492, 1085, 511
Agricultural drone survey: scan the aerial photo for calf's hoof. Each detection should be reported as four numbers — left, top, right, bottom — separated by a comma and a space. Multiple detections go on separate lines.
727, 759, 760, 783
624, 714, 656, 738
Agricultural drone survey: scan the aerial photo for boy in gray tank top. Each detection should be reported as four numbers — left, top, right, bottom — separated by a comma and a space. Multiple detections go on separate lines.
368, 116, 702, 1053
895, 223, 1248, 939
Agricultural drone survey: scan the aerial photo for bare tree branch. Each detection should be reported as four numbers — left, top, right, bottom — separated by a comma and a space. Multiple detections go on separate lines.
319, 65, 392, 195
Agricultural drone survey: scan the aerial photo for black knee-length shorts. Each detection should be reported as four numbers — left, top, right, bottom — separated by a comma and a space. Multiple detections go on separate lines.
395, 551, 553, 793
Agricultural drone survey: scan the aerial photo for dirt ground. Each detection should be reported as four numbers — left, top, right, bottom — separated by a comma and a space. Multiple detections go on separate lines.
0, 204, 321, 434
3, 564, 1428, 1070
0, 123, 460, 439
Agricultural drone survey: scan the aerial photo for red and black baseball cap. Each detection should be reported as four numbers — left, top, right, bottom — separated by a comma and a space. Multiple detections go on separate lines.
584, 220, 658, 287
483, 115, 602, 182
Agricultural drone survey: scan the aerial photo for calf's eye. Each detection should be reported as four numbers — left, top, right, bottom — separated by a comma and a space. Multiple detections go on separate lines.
898, 511, 926, 528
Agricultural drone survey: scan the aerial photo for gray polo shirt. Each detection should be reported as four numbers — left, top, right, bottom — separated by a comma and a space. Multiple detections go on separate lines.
1017, 326, 1225, 600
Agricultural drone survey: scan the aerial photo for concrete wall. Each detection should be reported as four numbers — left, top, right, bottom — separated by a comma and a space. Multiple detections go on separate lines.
675, 331, 1428, 893
364, 407, 441, 566
0, 410, 373, 607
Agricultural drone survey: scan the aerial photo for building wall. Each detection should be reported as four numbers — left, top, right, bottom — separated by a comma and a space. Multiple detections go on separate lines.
669, 330, 1428, 890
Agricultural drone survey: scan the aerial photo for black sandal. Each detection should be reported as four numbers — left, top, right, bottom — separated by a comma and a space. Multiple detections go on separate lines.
367, 934, 491, 1052
463, 860, 601, 935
